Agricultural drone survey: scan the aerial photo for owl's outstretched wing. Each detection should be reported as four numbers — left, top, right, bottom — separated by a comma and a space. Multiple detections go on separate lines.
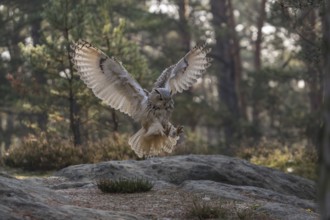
71, 40, 147, 120
154, 43, 212, 94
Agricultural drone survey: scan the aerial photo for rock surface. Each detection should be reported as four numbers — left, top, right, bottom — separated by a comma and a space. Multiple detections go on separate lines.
0, 173, 144, 220
0, 155, 319, 219
56, 155, 316, 200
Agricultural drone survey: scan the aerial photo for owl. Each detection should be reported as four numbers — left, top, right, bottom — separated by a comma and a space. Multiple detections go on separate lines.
70, 40, 211, 157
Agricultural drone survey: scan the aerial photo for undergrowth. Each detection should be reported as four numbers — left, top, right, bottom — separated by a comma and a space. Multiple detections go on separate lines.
173, 131, 211, 155
2, 132, 319, 182
4, 133, 82, 171
97, 178, 153, 193
237, 139, 318, 180
3, 132, 137, 171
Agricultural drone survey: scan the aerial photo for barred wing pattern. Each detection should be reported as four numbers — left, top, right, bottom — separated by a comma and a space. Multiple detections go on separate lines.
70, 40, 147, 120
154, 43, 212, 94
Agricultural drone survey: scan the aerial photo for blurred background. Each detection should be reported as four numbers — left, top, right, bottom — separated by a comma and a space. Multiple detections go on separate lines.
0, 0, 323, 179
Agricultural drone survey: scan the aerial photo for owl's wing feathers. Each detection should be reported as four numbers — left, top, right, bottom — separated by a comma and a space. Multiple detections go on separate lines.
154, 43, 212, 94
71, 40, 147, 120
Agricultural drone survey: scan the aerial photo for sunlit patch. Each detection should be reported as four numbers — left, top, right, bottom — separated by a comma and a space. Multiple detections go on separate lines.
297, 80, 305, 89
233, 9, 240, 17
268, 80, 278, 88
287, 167, 294, 173
59, 69, 71, 79
1, 51, 11, 61
235, 24, 244, 32
148, 0, 178, 18
193, 96, 202, 103
25, 37, 33, 45
262, 24, 276, 34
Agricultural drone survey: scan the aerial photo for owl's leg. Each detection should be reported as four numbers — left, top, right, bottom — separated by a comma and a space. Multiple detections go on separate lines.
164, 123, 183, 138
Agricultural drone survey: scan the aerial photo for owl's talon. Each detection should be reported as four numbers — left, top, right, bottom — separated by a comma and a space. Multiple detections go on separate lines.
176, 125, 184, 135
164, 125, 171, 136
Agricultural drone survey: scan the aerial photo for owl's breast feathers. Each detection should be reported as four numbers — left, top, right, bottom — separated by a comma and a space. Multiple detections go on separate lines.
146, 97, 173, 122
129, 95, 179, 157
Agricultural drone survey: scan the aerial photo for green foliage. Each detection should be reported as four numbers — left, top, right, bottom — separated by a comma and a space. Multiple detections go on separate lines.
96, 178, 153, 193
237, 139, 318, 180
84, 134, 138, 162
3, 133, 137, 171
241, 67, 310, 141
173, 130, 211, 155
4, 133, 82, 171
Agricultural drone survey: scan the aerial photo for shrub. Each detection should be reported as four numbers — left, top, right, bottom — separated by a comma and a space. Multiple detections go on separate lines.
84, 134, 138, 162
4, 133, 83, 171
237, 139, 318, 180
96, 177, 153, 193
3, 133, 138, 171
173, 130, 212, 155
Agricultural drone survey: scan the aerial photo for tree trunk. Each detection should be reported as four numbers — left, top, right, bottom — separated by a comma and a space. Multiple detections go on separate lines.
31, 17, 42, 46
254, 0, 267, 71
210, 0, 240, 148
68, 85, 82, 146
31, 16, 49, 132
252, 0, 267, 139
227, 0, 246, 119
105, 36, 120, 134
66, 41, 82, 146
64, 0, 82, 146
306, 10, 322, 114
299, 8, 323, 149
320, 0, 330, 218
177, 0, 191, 51
111, 109, 119, 132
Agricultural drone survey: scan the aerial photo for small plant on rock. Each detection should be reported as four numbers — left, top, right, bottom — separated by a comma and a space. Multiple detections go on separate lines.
185, 196, 271, 220
186, 197, 228, 219
96, 177, 153, 193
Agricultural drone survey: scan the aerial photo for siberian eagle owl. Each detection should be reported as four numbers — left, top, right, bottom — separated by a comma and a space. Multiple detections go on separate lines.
70, 40, 211, 157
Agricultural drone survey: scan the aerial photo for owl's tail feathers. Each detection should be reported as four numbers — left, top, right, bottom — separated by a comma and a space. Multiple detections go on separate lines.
128, 128, 179, 158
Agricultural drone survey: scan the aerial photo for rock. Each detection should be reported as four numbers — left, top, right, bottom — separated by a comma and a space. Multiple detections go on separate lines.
181, 180, 318, 220
0, 155, 319, 219
56, 155, 316, 200
257, 202, 318, 220
0, 175, 145, 220
54, 155, 318, 219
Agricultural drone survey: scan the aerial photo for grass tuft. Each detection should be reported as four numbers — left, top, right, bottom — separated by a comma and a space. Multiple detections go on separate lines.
186, 197, 228, 219
185, 196, 272, 220
96, 177, 153, 193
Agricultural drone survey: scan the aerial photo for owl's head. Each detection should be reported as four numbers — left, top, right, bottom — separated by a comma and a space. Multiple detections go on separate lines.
149, 88, 173, 108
